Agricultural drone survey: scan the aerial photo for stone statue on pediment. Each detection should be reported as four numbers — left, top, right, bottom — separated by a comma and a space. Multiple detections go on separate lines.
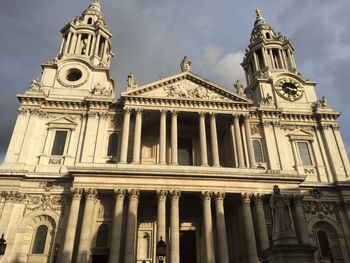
127, 73, 138, 89
29, 79, 42, 92
180, 56, 191, 72
234, 80, 244, 95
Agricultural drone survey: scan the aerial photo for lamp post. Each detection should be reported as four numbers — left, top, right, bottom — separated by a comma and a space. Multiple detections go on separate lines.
0, 233, 7, 261
156, 237, 166, 263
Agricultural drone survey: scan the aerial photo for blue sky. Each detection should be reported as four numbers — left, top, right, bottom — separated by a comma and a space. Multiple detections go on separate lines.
0, 0, 349, 162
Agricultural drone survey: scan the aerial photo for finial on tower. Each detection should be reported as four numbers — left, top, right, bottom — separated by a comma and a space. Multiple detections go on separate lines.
94, 0, 101, 5
255, 8, 262, 19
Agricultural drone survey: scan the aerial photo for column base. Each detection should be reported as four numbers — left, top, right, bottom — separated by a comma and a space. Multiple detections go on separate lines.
261, 243, 316, 263
201, 164, 209, 167
212, 164, 221, 168
171, 162, 179, 165
131, 161, 140, 165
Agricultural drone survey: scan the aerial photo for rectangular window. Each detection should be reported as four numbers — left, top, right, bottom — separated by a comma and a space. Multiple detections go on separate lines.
297, 142, 313, 166
51, 131, 68, 156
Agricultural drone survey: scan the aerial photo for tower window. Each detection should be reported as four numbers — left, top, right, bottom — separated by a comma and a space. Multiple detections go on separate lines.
256, 50, 264, 69
107, 133, 118, 156
266, 32, 271, 39
87, 17, 93, 25
297, 142, 313, 166
96, 224, 109, 247
51, 130, 68, 156
317, 230, 332, 257
253, 140, 264, 163
272, 49, 282, 69
66, 68, 82, 82
81, 34, 89, 55
32, 225, 48, 254
98, 37, 106, 58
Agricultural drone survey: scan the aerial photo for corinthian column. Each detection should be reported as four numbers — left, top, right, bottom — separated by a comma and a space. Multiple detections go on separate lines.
253, 194, 269, 252
170, 190, 181, 263
241, 193, 258, 263
234, 115, 245, 168
199, 112, 208, 166
202, 192, 216, 263
210, 113, 220, 167
108, 189, 126, 263
77, 189, 97, 263
291, 195, 309, 245
214, 192, 229, 263
120, 108, 131, 163
244, 116, 256, 168
124, 189, 140, 263
171, 110, 178, 165
132, 109, 143, 164
62, 188, 82, 263
157, 190, 167, 241
159, 110, 167, 165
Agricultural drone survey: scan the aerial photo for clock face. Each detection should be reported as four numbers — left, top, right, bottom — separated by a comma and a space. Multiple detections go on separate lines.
275, 78, 303, 101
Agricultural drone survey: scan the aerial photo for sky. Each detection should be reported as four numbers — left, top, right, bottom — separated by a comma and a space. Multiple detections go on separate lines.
0, 0, 350, 162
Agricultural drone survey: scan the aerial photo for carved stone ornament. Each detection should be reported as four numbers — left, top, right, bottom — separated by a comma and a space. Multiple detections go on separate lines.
303, 201, 336, 216
280, 124, 314, 132
49, 158, 63, 165
180, 56, 191, 72
234, 80, 245, 95
201, 191, 213, 201
310, 188, 321, 199
1, 191, 26, 203
28, 79, 43, 92
90, 83, 112, 96
143, 79, 229, 101
24, 194, 62, 215
260, 93, 273, 105
127, 73, 138, 89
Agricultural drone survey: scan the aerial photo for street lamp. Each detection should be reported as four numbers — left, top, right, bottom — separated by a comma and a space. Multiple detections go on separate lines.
0, 234, 7, 256
156, 236, 166, 263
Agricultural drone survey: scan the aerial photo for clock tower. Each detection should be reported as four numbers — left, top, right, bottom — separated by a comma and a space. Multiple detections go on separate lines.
242, 9, 318, 111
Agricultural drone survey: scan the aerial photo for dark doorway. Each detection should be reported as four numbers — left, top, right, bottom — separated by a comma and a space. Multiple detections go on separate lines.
178, 138, 193, 166
92, 254, 109, 263
180, 231, 197, 263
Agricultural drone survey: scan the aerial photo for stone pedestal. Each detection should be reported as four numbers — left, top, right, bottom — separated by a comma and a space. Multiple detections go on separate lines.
261, 243, 316, 263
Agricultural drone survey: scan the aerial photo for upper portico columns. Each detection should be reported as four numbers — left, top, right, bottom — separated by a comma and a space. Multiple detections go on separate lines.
120, 108, 131, 163
210, 113, 220, 167
244, 115, 256, 168
132, 108, 143, 164
171, 110, 178, 165
159, 110, 167, 165
199, 112, 208, 166
233, 114, 245, 168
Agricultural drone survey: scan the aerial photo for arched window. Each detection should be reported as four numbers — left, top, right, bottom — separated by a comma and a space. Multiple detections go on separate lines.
32, 225, 48, 254
266, 32, 271, 39
87, 17, 93, 25
107, 133, 118, 156
96, 224, 109, 247
253, 140, 264, 163
317, 230, 331, 257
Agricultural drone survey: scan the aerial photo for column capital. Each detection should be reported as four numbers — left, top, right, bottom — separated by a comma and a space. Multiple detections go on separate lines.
128, 189, 140, 201
337, 200, 350, 211
209, 112, 217, 119
71, 188, 83, 200
170, 190, 181, 200
199, 111, 207, 117
123, 107, 132, 114
171, 109, 179, 116
232, 113, 241, 119
243, 113, 251, 119
291, 195, 304, 206
114, 189, 126, 200
84, 188, 97, 200
253, 193, 265, 205
240, 193, 253, 205
201, 191, 213, 201
160, 109, 168, 115
157, 190, 168, 200
135, 108, 143, 115
214, 192, 225, 202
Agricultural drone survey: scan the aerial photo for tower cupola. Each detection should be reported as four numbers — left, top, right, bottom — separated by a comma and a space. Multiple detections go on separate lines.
250, 9, 276, 44
57, 0, 114, 68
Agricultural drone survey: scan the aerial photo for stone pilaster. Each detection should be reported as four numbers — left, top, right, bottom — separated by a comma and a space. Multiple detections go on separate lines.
171, 110, 178, 165
234, 115, 245, 168
170, 190, 181, 263
62, 188, 83, 263
244, 116, 256, 168
108, 189, 126, 263
132, 109, 143, 164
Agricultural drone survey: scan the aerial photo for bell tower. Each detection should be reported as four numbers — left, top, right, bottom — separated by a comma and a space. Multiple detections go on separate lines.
39, 0, 115, 99
242, 9, 317, 110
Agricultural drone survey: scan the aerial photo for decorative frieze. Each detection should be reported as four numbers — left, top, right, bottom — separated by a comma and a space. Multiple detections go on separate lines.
303, 201, 336, 216
1, 191, 26, 203
24, 194, 63, 215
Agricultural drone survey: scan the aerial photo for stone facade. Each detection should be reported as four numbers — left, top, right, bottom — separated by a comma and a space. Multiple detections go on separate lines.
0, 2, 349, 263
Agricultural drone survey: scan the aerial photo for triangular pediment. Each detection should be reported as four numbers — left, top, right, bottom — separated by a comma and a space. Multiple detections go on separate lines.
121, 72, 252, 104
288, 129, 314, 140
47, 116, 77, 129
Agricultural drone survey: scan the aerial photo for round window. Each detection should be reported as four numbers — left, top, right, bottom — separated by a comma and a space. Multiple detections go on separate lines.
66, 68, 82, 82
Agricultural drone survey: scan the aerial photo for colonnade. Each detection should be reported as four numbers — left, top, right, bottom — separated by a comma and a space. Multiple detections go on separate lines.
61, 188, 309, 263
119, 108, 256, 168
